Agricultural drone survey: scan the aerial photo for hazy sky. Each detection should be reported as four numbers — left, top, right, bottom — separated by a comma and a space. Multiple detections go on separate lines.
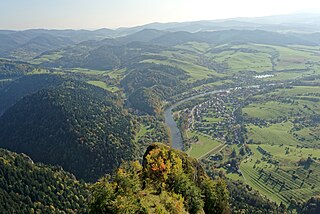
1, 0, 320, 30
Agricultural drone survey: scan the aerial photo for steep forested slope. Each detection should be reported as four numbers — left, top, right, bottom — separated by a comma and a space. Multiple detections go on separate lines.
0, 81, 137, 181
0, 149, 88, 213
122, 63, 189, 115
0, 74, 63, 116
0, 59, 35, 78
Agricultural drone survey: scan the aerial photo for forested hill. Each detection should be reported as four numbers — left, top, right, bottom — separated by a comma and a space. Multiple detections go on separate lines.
0, 59, 35, 79
89, 143, 230, 213
0, 148, 88, 213
0, 74, 64, 116
0, 81, 138, 181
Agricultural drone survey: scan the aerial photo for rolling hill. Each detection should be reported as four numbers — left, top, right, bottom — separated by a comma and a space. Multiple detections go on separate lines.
0, 81, 138, 181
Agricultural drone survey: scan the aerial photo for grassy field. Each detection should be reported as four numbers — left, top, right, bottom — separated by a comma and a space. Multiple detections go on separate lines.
242, 100, 313, 120
141, 58, 224, 81
190, 79, 234, 91
87, 80, 120, 92
204, 44, 275, 73
186, 131, 221, 159
175, 42, 211, 54
236, 83, 320, 204
240, 144, 320, 204
106, 68, 127, 80
225, 52, 272, 73
271, 45, 320, 70
200, 44, 320, 77
67, 68, 107, 75
271, 86, 320, 96
30, 52, 63, 65
247, 123, 301, 146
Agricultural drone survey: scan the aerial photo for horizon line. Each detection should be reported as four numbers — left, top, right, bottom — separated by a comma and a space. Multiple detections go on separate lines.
1, 12, 319, 31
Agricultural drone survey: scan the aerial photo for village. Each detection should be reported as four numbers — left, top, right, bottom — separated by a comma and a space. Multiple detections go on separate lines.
185, 88, 252, 145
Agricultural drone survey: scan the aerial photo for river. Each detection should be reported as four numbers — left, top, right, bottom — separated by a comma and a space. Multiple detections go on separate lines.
164, 89, 225, 150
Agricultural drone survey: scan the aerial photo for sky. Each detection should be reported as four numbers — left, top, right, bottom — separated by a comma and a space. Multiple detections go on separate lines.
1, 0, 320, 30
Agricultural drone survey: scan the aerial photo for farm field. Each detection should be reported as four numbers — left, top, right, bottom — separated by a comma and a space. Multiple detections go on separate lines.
141, 58, 222, 81
242, 101, 313, 120
247, 123, 303, 146
186, 130, 221, 159
240, 144, 320, 204
233, 82, 320, 204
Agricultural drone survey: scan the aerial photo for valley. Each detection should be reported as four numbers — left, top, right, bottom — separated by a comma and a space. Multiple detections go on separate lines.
1, 15, 320, 213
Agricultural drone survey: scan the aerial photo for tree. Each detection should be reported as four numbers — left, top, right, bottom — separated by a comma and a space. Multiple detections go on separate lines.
144, 147, 182, 190
172, 173, 204, 214
231, 149, 237, 158
202, 178, 230, 214
239, 147, 246, 156
301, 196, 320, 214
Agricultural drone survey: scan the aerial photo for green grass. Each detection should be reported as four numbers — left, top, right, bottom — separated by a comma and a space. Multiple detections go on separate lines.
107, 68, 127, 80
240, 160, 285, 204
294, 126, 320, 144
274, 86, 320, 96
175, 42, 211, 54
226, 52, 273, 73
67, 68, 107, 75
271, 45, 320, 70
87, 81, 120, 92
202, 116, 223, 123
219, 168, 244, 181
239, 84, 320, 204
187, 131, 221, 159
240, 144, 320, 205
247, 122, 300, 146
252, 144, 320, 163
191, 80, 234, 91
268, 71, 314, 81
202, 44, 320, 76
204, 44, 275, 73
242, 101, 313, 120
140, 58, 223, 81
30, 52, 63, 65
157, 50, 200, 64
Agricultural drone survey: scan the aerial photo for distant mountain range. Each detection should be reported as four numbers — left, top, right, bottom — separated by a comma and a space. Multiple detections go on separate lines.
1, 13, 320, 61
